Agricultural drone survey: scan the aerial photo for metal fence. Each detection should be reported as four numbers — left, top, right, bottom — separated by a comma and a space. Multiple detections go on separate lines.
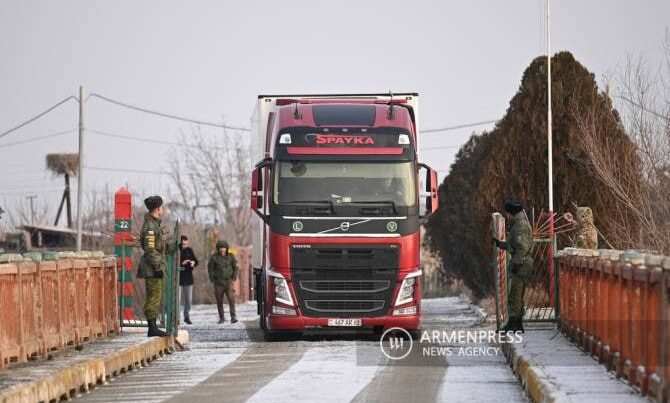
0, 255, 118, 368
492, 212, 558, 330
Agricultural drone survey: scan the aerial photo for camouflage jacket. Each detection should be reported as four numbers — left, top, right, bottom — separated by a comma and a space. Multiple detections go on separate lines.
502, 211, 534, 270
208, 253, 238, 285
137, 213, 167, 278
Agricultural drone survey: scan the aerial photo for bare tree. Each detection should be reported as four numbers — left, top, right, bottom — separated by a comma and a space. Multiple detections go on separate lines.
168, 126, 252, 246
574, 35, 670, 253
2, 197, 52, 229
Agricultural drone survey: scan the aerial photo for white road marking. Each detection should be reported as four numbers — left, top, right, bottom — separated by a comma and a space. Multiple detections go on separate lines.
246, 344, 379, 403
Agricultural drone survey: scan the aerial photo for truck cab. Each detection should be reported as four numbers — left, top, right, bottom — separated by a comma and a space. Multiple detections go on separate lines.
250, 93, 438, 340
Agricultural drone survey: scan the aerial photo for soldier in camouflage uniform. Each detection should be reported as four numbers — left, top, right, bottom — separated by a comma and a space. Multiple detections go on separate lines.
494, 200, 533, 332
575, 207, 598, 249
138, 195, 169, 337
208, 240, 238, 324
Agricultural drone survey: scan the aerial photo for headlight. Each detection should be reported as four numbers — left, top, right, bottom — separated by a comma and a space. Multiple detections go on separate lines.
394, 271, 421, 306
272, 305, 296, 315
393, 306, 418, 316
272, 276, 294, 306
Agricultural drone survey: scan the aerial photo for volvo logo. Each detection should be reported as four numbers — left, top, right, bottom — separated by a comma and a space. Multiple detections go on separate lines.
340, 221, 350, 231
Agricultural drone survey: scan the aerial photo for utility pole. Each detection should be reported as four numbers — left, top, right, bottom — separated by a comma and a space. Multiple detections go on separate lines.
26, 195, 37, 224
546, 0, 557, 310
547, 0, 553, 216
76, 86, 85, 251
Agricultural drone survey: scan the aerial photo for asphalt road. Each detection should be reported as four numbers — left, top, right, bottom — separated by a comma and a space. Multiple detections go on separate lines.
77, 298, 528, 403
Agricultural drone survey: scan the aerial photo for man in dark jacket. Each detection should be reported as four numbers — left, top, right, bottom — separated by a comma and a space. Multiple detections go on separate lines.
179, 235, 198, 324
138, 195, 169, 337
494, 200, 534, 333
208, 240, 238, 323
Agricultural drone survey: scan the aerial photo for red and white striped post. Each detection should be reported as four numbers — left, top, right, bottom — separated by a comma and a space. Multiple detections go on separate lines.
114, 188, 134, 323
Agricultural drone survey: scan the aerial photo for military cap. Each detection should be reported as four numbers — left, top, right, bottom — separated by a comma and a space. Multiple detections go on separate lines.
216, 240, 229, 249
144, 195, 163, 211
503, 200, 524, 214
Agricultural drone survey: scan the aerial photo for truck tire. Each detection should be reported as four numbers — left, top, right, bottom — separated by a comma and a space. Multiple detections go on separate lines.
257, 271, 267, 331
263, 330, 303, 342
409, 329, 422, 340
263, 329, 280, 342
259, 308, 267, 331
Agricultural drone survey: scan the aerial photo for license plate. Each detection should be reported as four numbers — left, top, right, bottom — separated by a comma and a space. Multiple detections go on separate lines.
328, 318, 362, 327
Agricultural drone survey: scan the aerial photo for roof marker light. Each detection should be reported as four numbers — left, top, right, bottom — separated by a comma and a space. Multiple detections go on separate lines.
398, 134, 410, 145
279, 133, 292, 144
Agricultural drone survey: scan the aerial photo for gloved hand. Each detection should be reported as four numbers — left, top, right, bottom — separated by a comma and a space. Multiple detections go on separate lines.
492, 238, 501, 248
154, 270, 164, 279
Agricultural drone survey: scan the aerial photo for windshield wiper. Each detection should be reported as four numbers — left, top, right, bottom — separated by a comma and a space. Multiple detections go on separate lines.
282, 200, 335, 212
284, 200, 333, 206
345, 200, 399, 214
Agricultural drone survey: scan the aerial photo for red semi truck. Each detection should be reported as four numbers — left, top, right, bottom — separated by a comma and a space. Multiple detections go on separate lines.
250, 93, 438, 340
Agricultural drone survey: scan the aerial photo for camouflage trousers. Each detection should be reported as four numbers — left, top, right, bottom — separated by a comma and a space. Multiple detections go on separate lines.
214, 283, 236, 320
508, 270, 528, 319
144, 277, 163, 321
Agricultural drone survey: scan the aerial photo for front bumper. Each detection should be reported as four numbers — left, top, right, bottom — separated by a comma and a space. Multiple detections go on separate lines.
266, 312, 421, 331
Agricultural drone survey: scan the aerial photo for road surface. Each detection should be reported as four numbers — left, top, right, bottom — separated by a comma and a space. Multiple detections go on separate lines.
77, 297, 528, 403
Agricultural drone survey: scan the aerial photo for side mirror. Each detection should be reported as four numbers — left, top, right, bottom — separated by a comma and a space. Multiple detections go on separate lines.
251, 158, 272, 221
428, 168, 438, 214
251, 194, 263, 210
252, 166, 263, 192
418, 163, 440, 219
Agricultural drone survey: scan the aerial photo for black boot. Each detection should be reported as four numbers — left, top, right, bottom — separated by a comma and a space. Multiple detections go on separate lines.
515, 317, 525, 333
147, 320, 168, 337
501, 317, 516, 333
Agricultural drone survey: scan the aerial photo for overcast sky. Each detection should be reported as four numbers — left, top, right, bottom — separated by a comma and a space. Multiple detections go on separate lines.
1, 0, 668, 223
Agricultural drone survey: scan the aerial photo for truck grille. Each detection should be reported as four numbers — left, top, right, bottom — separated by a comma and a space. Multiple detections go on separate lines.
304, 300, 385, 313
291, 245, 398, 318
299, 280, 390, 294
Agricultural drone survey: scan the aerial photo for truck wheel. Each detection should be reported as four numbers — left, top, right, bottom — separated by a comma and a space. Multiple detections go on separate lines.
259, 307, 267, 331
263, 330, 303, 342
263, 329, 280, 342
258, 274, 267, 331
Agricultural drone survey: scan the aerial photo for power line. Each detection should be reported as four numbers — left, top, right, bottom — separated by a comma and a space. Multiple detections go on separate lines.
85, 165, 168, 175
88, 128, 182, 147
422, 120, 497, 133
420, 145, 461, 151
0, 178, 59, 187
87, 128, 232, 150
0, 129, 76, 148
0, 188, 64, 195
88, 93, 251, 132
0, 96, 77, 139
0, 170, 49, 176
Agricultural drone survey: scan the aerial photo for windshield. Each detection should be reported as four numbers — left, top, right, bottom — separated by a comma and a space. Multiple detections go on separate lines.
274, 161, 416, 207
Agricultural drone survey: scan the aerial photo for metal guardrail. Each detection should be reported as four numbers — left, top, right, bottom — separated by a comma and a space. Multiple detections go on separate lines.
0, 255, 118, 368
558, 248, 670, 401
